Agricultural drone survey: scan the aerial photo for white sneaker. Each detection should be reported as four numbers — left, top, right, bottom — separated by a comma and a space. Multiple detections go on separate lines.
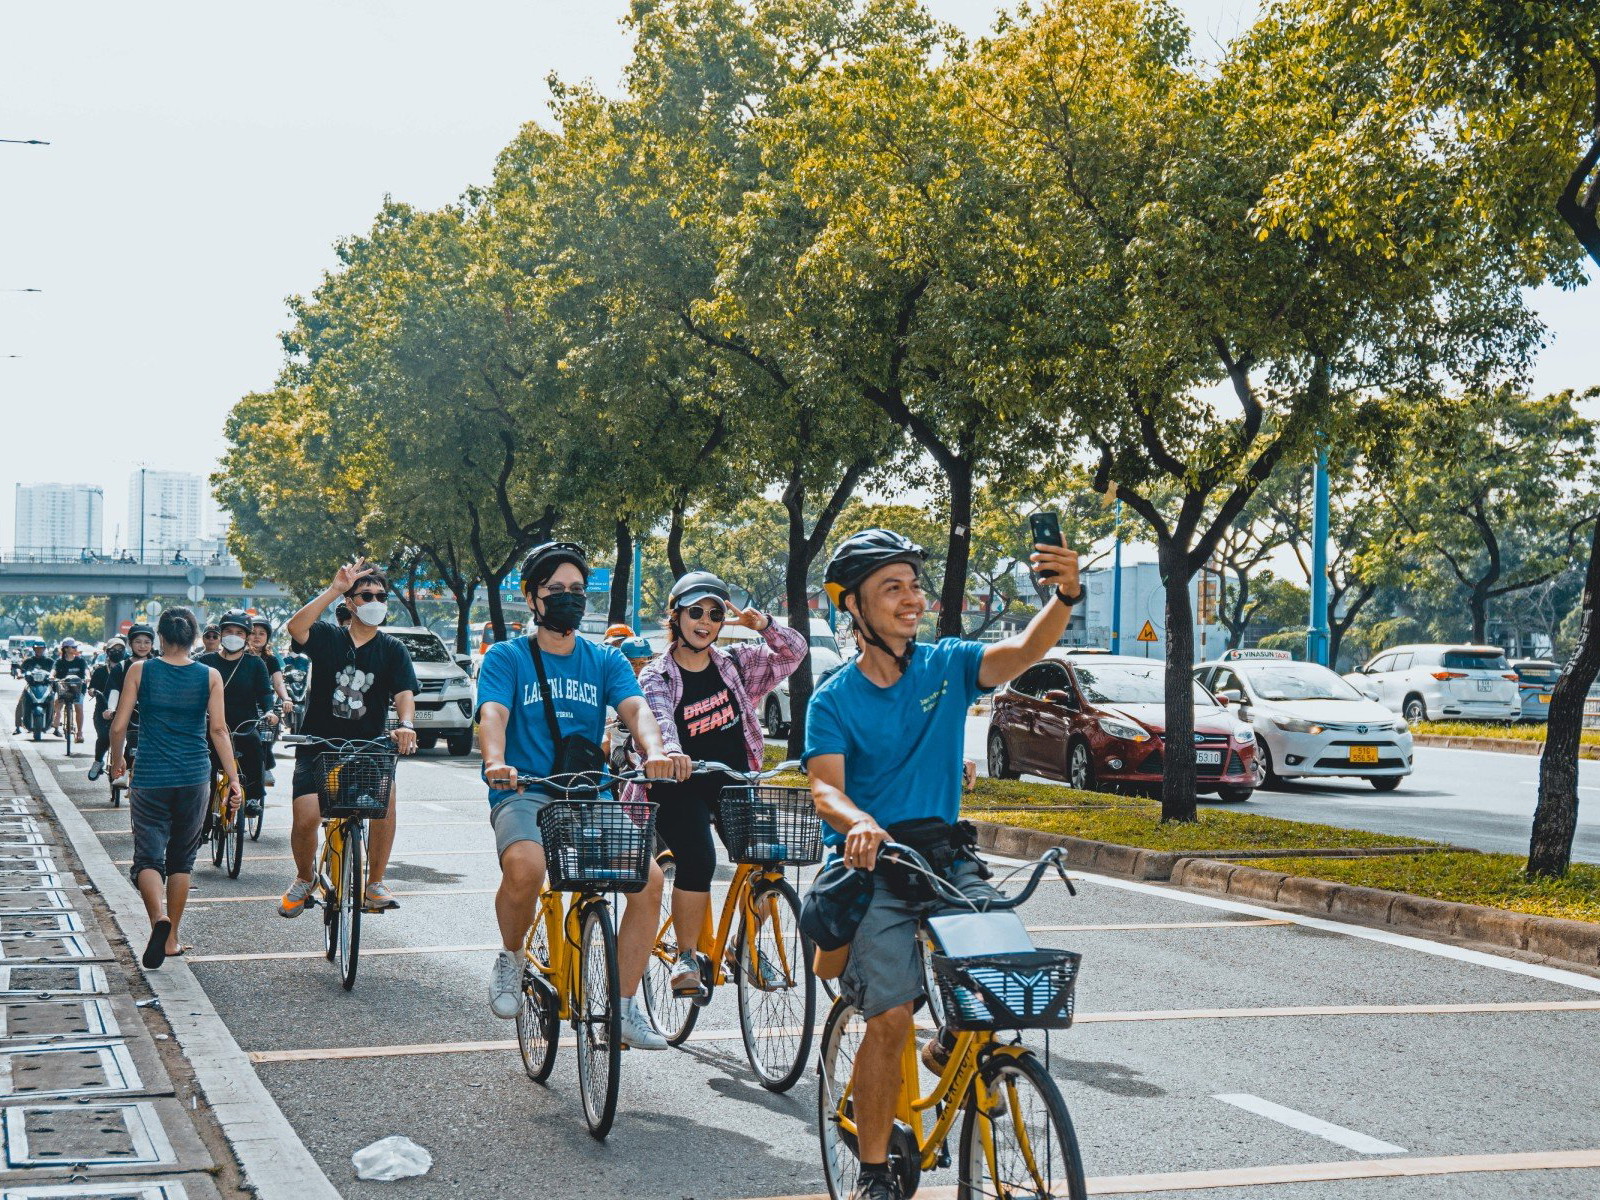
489, 949, 522, 1019
618, 997, 668, 1050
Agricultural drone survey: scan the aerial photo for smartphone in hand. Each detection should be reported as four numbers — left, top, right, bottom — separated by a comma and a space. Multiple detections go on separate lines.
1029, 511, 1064, 581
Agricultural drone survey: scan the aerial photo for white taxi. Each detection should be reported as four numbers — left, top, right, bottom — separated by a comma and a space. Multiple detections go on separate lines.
1195, 650, 1413, 792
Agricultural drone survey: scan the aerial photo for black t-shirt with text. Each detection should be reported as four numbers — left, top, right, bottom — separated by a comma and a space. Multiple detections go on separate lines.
198, 652, 274, 732
52, 657, 89, 696
294, 621, 418, 741
676, 662, 745, 769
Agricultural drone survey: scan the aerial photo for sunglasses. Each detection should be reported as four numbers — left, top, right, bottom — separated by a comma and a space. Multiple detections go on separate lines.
684, 604, 726, 623
352, 590, 388, 602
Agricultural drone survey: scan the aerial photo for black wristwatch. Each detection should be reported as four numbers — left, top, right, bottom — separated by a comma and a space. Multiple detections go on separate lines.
1054, 585, 1085, 607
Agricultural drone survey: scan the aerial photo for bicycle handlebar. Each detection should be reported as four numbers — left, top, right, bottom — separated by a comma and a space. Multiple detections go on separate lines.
507, 758, 802, 791
875, 843, 1076, 912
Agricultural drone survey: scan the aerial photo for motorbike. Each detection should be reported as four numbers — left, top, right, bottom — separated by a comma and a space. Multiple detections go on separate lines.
281, 653, 309, 734
20, 669, 53, 741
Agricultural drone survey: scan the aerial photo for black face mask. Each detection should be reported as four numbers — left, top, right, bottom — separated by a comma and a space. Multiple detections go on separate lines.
538, 592, 587, 634
107, 648, 126, 662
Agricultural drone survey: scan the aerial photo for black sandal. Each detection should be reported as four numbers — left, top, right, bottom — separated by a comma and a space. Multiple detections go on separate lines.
142, 920, 171, 969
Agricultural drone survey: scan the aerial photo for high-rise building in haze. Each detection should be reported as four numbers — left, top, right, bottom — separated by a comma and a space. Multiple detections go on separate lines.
128, 468, 203, 562
13, 483, 104, 559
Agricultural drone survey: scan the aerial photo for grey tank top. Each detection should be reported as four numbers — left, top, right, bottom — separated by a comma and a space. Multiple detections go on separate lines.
131, 659, 213, 788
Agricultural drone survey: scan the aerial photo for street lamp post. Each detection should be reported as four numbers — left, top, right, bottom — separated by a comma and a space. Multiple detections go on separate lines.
1306, 444, 1331, 666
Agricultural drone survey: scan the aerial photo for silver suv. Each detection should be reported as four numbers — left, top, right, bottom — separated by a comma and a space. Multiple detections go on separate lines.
384, 626, 477, 755
1343, 643, 1520, 723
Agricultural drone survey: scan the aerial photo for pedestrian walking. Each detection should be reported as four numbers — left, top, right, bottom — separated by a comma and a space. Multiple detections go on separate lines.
109, 607, 241, 968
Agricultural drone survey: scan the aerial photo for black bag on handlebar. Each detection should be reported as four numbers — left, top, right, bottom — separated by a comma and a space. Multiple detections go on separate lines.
881, 817, 992, 903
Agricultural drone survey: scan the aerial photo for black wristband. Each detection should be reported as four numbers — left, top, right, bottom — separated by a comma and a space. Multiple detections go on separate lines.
1054, 585, 1084, 607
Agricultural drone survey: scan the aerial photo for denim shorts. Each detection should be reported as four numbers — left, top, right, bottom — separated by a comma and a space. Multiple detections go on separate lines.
840, 856, 998, 1019
129, 783, 209, 883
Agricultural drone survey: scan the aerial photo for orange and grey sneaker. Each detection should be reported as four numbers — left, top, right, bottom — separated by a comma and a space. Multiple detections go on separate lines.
363, 881, 399, 912
278, 878, 315, 918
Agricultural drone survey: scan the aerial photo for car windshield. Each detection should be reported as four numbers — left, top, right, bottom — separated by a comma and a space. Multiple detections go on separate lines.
1442, 650, 1510, 671
1242, 663, 1364, 702
1075, 664, 1212, 705
389, 632, 453, 664
1515, 665, 1559, 682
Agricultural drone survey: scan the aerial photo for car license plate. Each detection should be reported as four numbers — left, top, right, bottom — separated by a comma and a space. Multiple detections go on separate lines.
1540, 694, 1553, 703
1476, 680, 1494, 692
1349, 745, 1379, 764
1196, 749, 1222, 765
413, 710, 432, 722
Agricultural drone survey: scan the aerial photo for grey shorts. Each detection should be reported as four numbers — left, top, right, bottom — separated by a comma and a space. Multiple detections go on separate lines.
840, 855, 998, 1020
490, 794, 550, 858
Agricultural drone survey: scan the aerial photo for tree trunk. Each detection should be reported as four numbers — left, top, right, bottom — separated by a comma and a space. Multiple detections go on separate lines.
782, 503, 817, 761
936, 461, 974, 640
1528, 515, 1600, 877
666, 501, 688, 581
483, 570, 508, 644
1160, 550, 1199, 823
610, 518, 633, 626
449, 580, 476, 654
399, 561, 422, 626
1469, 585, 1489, 645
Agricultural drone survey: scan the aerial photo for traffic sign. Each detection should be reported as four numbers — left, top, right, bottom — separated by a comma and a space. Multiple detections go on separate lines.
185, 565, 206, 586
118, 620, 132, 635
1135, 620, 1158, 643
145, 601, 163, 621
186, 585, 206, 604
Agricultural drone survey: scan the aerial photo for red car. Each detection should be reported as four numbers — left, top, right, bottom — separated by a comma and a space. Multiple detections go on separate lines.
987, 652, 1257, 802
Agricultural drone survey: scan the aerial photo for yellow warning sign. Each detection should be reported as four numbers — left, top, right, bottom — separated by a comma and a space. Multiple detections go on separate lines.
1135, 620, 1159, 643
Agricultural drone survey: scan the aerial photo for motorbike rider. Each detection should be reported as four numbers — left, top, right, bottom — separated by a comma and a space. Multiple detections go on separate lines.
13, 641, 52, 735
51, 638, 90, 737
87, 638, 128, 780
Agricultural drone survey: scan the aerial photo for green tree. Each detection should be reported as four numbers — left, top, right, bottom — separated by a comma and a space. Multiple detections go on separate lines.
39, 605, 104, 645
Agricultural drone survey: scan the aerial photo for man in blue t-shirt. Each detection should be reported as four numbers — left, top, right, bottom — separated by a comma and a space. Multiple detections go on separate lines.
478, 541, 687, 1050
804, 527, 1081, 1200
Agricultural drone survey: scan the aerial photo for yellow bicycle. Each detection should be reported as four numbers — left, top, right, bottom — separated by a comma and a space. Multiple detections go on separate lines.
513, 772, 657, 1140
817, 844, 1086, 1200
641, 759, 819, 1091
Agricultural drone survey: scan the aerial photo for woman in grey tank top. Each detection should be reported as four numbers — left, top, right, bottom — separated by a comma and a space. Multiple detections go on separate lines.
109, 608, 242, 969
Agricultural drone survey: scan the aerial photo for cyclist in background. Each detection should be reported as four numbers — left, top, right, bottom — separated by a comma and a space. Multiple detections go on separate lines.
87, 637, 127, 780
52, 638, 90, 737
197, 611, 277, 816
804, 528, 1080, 1200
478, 541, 685, 1049
626, 570, 805, 996
247, 616, 294, 785
603, 623, 635, 649
281, 561, 418, 918
199, 623, 221, 658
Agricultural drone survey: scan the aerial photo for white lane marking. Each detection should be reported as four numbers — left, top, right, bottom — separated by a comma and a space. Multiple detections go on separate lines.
1214, 1093, 1406, 1155
984, 853, 1600, 995
419, 802, 455, 813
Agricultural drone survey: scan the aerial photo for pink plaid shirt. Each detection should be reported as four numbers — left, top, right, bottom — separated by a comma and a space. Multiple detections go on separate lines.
620, 620, 807, 804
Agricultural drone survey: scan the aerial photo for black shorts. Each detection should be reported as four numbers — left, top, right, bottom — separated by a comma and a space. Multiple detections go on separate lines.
291, 754, 323, 801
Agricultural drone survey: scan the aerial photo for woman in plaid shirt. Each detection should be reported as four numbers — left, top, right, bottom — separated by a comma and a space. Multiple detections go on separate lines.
623, 570, 806, 996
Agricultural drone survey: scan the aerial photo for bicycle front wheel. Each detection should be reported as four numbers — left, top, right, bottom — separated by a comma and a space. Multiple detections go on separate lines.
736, 876, 815, 1092
208, 797, 225, 869
575, 901, 622, 1140
641, 853, 699, 1045
958, 1050, 1086, 1200
337, 824, 363, 990
224, 810, 244, 879
816, 997, 866, 1200
249, 805, 264, 842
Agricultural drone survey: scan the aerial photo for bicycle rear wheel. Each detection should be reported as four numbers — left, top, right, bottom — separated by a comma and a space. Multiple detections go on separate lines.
957, 1050, 1085, 1200
816, 997, 866, 1200
208, 794, 225, 869
223, 809, 244, 879
517, 906, 559, 1082
575, 901, 621, 1139
63, 708, 74, 756
736, 876, 815, 1092
337, 823, 363, 990
641, 853, 700, 1045
249, 804, 264, 841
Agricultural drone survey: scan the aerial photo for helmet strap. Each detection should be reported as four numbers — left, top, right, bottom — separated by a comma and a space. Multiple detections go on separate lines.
848, 591, 915, 676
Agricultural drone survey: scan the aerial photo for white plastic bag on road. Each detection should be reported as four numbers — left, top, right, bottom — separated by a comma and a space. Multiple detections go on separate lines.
352, 1135, 433, 1181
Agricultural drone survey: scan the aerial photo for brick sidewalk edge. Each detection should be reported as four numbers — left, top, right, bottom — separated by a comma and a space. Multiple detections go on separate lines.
13, 737, 343, 1200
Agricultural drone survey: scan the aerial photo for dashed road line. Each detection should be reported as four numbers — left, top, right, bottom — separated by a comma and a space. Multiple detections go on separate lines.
1029, 919, 1293, 932
188, 943, 500, 962
1213, 1093, 1405, 1154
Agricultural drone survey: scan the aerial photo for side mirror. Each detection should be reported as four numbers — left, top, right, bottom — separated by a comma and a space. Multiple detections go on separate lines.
454, 653, 472, 670
1218, 689, 1243, 705
1043, 688, 1076, 708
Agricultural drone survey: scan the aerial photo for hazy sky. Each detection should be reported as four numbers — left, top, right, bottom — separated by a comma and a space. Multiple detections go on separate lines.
1, 1, 1592, 555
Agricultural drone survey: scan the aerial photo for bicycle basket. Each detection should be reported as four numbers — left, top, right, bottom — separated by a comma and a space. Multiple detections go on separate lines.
929, 949, 1081, 1031
312, 746, 398, 819
716, 785, 822, 866
537, 799, 658, 894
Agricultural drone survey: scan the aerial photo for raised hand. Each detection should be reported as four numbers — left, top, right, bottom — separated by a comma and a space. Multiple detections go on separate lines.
331, 557, 370, 594
724, 604, 770, 631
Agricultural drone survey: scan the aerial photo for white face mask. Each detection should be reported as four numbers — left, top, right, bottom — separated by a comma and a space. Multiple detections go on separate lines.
355, 601, 388, 627
220, 634, 246, 653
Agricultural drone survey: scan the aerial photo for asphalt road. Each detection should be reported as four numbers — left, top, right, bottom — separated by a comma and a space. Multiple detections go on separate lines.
962, 714, 1600, 863
11, 676, 1600, 1198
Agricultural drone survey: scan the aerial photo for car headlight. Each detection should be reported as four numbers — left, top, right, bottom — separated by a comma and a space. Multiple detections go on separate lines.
1098, 716, 1150, 743
442, 679, 473, 696
1272, 716, 1325, 735
1233, 726, 1255, 744
1395, 719, 1408, 734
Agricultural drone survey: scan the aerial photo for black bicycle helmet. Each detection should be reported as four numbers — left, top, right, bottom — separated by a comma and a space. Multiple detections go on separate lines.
824, 529, 927, 675
248, 615, 272, 633
126, 622, 155, 643
520, 541, 588, 593
218, 609, 251, 633
667, 570, 731, 610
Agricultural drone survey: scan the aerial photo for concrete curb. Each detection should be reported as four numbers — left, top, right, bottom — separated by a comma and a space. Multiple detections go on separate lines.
12, 736, 342, 1200
1169, 856, 1600, 972
1411, 732, 1600, 760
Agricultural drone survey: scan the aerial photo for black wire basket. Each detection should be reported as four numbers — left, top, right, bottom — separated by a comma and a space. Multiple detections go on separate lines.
929, 949, 1081, 1031
311, 745, 398, 819
716, 785, 822, 866
538, 800, 658, 894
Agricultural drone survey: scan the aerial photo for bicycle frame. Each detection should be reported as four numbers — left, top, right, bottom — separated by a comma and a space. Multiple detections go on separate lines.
657, 862, 798, 990
525, 884, 607, 1021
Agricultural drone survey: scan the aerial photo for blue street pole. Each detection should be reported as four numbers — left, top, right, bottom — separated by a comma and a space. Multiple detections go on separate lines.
1110, 499, 1123, 652
1307, 444, 1330, 665
630, 537, 643, 631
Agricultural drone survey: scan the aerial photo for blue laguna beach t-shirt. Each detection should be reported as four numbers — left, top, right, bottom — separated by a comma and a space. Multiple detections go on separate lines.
477, 635, 643, 807
803, 638, 987, 841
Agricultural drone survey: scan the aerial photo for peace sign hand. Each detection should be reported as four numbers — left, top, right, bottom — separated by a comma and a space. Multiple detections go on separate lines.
330, 557, 370, 594
724, 605, 770, 632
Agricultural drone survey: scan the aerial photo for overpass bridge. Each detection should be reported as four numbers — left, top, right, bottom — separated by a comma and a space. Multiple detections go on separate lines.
0, 558, 290, 637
